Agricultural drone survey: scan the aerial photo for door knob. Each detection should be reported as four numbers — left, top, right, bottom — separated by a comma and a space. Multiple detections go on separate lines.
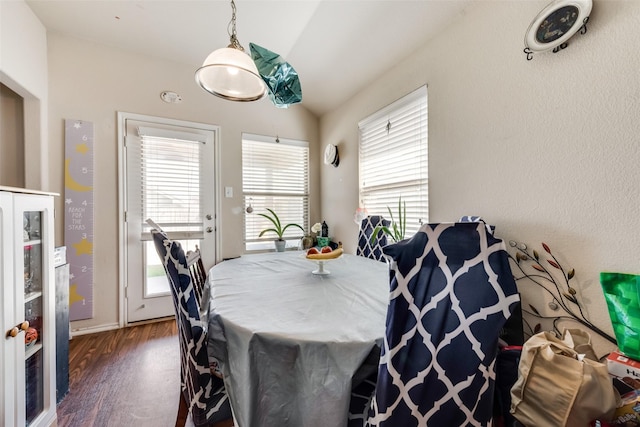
206, 227, 213, 233
206, 214, 212, 220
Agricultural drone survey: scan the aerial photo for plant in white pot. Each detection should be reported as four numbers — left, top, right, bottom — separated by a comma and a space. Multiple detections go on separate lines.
258, 208, 304, 252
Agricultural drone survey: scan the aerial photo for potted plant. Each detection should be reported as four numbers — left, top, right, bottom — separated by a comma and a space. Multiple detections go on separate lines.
370, 196, 407, 245
258, 208, 305, 252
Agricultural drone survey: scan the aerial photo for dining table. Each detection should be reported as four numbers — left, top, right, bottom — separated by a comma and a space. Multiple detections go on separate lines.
204, 251, 389, 427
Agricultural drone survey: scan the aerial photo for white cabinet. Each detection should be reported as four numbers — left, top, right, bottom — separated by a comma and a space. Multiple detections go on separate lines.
1, 187, 57, 427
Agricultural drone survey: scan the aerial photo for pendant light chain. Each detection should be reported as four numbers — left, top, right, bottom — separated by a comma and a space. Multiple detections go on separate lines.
227, 0, 245, 52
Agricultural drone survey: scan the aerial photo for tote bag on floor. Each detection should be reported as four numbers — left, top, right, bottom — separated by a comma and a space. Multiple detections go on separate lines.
510, 329, 617, 427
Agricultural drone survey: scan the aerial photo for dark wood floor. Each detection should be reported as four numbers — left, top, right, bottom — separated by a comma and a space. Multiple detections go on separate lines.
57, 319, 187, 427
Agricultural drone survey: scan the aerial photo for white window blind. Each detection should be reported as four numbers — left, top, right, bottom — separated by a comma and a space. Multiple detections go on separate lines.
136, 126, 205, 238
243, 134, 309, 251
358, 86, 428, 238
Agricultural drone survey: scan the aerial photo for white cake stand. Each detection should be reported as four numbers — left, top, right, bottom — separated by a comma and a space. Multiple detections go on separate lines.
305, 255, 341, 275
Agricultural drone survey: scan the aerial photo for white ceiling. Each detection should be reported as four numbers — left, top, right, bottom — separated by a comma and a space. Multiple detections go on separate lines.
25, 0, 473, 117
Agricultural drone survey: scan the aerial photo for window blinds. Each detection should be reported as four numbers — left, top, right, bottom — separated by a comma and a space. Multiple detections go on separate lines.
242, 134, 309, 247
358, 86, 428, 237
136, 126, 204, 238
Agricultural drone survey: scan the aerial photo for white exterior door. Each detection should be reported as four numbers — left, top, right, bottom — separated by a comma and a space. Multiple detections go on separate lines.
120, 113, 218, 323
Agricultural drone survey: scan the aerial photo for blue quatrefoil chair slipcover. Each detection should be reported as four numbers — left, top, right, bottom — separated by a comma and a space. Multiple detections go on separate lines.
150, 229, 232, 426
356, 216, 391, 262
366, 222, 520, 426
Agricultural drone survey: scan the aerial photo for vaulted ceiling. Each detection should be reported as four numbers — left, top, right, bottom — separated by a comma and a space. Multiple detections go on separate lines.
26, 0, 472, 117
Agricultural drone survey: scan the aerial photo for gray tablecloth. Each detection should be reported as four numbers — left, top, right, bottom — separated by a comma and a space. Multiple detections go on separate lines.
205, 251, 389, 427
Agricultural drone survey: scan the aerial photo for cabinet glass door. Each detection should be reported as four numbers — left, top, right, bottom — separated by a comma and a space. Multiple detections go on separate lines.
4, 192, 56, 427
23, 211, 44, 425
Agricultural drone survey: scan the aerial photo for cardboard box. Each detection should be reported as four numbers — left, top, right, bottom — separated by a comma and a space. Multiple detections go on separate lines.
611, 390, 640, 426
608, 350, 640, 390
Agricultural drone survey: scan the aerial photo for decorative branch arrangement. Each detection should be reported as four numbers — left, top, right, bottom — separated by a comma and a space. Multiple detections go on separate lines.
507, 240, 616, 345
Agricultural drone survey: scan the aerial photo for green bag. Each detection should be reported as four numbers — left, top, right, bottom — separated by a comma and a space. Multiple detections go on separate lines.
600, 272, 640, 360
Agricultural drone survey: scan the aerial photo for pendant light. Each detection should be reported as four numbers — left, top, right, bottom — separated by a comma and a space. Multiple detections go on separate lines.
195, 0, 266, 102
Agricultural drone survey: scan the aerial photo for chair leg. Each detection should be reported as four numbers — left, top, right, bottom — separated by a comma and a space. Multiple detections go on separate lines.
175, 393, 189, 427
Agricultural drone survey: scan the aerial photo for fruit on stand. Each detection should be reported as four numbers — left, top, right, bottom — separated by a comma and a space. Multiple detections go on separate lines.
306, 242, 343, 260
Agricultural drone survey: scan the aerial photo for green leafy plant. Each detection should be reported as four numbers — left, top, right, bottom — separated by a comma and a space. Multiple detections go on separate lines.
508, 240, 616, 344
258, 208, 304, 241
370, 196, 407, 245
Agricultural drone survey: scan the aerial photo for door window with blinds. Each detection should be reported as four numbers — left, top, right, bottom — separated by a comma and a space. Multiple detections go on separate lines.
136, 126, 205, 237
122, 113, 217, 323
242, 134, 309, 252
358, 85, 428, 239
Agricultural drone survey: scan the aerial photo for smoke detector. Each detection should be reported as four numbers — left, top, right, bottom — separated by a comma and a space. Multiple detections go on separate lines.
160, 91, 182, 103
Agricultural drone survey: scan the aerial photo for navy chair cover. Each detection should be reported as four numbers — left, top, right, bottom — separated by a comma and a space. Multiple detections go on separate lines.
368, 222, 520, 426
348, 373, 378, 427
150, 229, 232, 426
460, 215, 496, 235
357, 216, 391, 262
459, 215, 484, 223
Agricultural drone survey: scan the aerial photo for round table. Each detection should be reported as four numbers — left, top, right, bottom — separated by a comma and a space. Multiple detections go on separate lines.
205, 251, 389, 427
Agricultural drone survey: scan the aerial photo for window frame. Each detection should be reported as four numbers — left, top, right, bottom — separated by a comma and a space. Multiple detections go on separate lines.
242, 133, 310, 252
358, 85, 429, 239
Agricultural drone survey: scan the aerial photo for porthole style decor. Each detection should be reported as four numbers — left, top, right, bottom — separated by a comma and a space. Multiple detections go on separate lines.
524, 0, 592, 60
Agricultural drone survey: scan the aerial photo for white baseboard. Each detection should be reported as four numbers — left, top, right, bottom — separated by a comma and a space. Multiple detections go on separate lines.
69, 317, 175, 338
69, 322, 120, 338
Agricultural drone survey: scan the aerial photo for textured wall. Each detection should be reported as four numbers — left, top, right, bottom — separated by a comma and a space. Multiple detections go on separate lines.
320, 0, 640, 355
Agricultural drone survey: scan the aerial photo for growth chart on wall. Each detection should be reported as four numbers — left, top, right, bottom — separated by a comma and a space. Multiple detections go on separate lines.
64, 119, 95, 321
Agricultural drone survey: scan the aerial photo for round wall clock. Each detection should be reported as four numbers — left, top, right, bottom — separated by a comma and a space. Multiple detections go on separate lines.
324, 144, 340, 167
524, 0, 592, 53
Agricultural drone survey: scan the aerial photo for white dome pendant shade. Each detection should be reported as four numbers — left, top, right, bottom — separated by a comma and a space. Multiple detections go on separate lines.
195, 0, 266, 102
195, 47, 266, 102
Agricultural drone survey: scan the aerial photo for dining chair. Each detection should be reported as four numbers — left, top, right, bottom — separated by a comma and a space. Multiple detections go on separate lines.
348, 372, 378, 427
459, 215, 496, 235
361, 221, 520, 426
185, 245, 225, 379
356, 215, 390, 262
186, 246, 206, 304
149, 225, 233, 427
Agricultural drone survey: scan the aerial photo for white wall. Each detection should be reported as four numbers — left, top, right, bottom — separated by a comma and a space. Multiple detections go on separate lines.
0, 0, 48, 190
46, 34, 319, 332
320, 0, 640, 355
